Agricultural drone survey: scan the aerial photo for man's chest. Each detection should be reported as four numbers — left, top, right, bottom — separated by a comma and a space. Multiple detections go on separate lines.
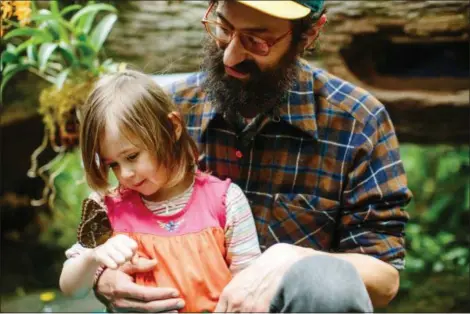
195, 121, 352, 251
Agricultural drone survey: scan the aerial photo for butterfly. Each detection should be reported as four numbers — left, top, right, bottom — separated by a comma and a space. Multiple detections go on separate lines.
77, 198, 113, 248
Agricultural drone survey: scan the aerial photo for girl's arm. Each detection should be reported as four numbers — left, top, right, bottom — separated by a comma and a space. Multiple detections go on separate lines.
224, 183, 261, 275
60, 248, 102, 297
60, 234, 138, 298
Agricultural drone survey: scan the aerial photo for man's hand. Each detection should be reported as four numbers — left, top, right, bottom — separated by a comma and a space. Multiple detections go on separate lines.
95, 257, 185, 312
214, 243, 315, 312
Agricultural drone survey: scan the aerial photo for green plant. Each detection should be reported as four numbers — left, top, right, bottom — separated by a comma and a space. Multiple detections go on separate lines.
1, 0, 122, 208
37, 148, 118, 247
399, 144, 470, 289
1, 0, 120, 151
1, 1, 119, 95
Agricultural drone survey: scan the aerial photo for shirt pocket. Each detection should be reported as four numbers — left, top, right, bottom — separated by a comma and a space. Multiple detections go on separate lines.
261, 193, 340, 251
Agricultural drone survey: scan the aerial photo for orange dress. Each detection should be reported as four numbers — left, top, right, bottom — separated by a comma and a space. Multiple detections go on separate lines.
105, 174, 232, 312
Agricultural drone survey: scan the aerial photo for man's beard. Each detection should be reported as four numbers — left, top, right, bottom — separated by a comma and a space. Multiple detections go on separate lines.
201, 38, 300, 120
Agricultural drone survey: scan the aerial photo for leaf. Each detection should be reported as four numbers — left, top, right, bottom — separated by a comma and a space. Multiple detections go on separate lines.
436, 232, 455, 245
45, 20, 68, 42
38, 43, 59, 72
443, 247, 469, 261
49, 0, 60, 16
15, 39, 40, 55
46, 2, 72, 42
432, 261, 444, 272
0, 64, 32, 100
6, 43, 16, 53
3, 19, 21, 28
3, 28, 53, 41
465, 181, 470, 210
78, 10, 98, 35
70, 3, 117, 26
1, 51, 18, 65
27, 45, 38, 64
76, 42, 96, 59
60, 4, 82, 16
423, 193, 453, 223
31, 12, 75, 33
89, 14, 117, 52
2, 63, 20, 76
58, 42, 77, 67
55, 68, 71, 90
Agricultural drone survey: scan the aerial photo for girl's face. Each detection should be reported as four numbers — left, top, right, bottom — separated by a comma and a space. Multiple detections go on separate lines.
99, 126, 169, 201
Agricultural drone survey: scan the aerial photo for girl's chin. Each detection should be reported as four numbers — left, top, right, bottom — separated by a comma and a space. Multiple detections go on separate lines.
138, 187, 162, 200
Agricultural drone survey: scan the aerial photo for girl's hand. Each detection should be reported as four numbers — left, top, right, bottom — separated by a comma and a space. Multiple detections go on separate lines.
92, 234, 138, 269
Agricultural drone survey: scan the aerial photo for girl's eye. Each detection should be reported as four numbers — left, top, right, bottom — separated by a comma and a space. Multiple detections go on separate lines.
109, 162, 118, 169
127, 153, 139, 161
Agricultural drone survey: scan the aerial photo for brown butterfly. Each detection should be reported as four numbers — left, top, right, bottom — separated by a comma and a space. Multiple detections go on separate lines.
77, 198, 113, 248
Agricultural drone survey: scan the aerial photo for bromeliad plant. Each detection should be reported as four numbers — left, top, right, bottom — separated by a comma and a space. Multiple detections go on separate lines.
1, 0, 121, 208
2, 0, 119, 148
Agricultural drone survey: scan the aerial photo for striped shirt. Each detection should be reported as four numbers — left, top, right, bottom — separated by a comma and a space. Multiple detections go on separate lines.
166, 58, 412, 269
66, 182, 260, 275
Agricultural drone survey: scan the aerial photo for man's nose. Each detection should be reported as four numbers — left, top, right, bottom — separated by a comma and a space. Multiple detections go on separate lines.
223, 33, 249, 68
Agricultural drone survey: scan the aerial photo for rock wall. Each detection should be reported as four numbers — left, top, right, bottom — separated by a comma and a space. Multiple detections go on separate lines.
3, 1, 468, 143
105, 1, 469, 143
106, 1, 208, 73
106, 1, 469, 72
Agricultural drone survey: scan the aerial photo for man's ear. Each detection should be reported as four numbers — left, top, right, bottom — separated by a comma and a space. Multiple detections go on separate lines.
168, 111, 183, 141
303, 14, 327, 50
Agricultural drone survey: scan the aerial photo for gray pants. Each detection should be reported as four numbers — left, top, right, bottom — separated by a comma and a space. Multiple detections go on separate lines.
269, 255, 373, 313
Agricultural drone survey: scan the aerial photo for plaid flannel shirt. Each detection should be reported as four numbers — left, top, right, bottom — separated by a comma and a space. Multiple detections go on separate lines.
165, 58, 412, 269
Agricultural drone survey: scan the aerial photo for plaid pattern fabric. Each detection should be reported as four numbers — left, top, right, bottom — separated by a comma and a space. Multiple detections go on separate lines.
166, 59, 412, 269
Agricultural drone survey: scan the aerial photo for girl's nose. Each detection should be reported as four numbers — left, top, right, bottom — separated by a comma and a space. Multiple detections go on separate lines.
120, 166, 135, 179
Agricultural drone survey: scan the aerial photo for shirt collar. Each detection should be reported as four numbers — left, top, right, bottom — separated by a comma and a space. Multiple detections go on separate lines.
278, 58, 319, 139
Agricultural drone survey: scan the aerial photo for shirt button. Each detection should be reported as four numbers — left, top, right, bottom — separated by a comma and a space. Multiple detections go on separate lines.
235, 150, 243, 159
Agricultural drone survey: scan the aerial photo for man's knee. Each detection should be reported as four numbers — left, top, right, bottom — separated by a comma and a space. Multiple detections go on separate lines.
270, 254, 373, 313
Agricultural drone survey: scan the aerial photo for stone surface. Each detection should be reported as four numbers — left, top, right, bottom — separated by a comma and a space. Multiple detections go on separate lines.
3, 0, 469, 143
103, 0, 469, 143
106, 1, 208, 73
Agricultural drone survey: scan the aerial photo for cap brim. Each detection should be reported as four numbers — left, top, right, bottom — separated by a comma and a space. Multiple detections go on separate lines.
238, 1, 311, 20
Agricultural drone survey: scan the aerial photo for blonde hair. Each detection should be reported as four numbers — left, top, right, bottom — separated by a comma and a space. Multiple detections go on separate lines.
80, 70, 198, 194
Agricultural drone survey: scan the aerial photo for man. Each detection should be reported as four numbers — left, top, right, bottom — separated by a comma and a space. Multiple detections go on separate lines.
76, 0, 412, 312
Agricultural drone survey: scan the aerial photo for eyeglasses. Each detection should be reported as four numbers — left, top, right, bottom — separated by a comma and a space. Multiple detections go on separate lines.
201, 2, 292, 56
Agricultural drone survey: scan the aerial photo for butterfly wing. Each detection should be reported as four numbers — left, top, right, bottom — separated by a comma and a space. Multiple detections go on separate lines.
77, 198, 113, 248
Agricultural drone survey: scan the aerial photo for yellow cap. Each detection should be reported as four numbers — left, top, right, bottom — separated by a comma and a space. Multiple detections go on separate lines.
40, 292, 56, 302
238, 1, 311, 20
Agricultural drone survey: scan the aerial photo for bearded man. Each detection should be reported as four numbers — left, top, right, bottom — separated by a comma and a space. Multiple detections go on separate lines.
69, 1, 412, 312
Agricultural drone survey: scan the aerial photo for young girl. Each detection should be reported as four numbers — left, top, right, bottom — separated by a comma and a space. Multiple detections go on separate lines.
59, 70, 261, 312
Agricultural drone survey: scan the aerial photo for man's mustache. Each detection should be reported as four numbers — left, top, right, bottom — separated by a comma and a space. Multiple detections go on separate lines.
231, 60, 260, 75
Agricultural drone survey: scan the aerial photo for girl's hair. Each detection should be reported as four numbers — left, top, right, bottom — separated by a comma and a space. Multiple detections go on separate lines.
80, 70, 198, 194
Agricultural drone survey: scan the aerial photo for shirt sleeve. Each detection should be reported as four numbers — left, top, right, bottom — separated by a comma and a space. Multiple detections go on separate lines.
224, 183, 261, 274
339, 107, 412, 270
